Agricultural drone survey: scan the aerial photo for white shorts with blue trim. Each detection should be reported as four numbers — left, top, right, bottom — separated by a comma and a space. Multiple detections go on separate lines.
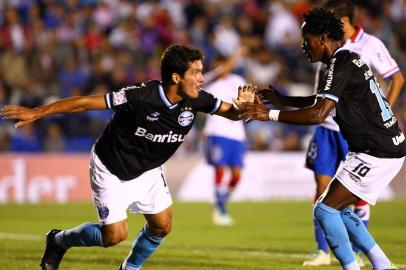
89, 148, 173, 225
325, 152, 404, 205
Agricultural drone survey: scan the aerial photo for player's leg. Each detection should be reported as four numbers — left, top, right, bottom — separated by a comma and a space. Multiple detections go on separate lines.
314, 180, 363, 270
304, 126, 341, 266
306, 174, 332, 263
352, 199, 370, 266
121, 207, 172, 270
214, 165, 227, 214
315, 153, 404, 270
218, 139, 245, 223
204, 136, 227, 217
40, 149, 129, 270
121, 167, 173, 270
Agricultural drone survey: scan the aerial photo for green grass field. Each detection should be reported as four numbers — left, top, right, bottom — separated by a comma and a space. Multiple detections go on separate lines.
0, 200, 405, 270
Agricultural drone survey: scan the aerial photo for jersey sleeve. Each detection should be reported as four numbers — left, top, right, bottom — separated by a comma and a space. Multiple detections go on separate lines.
316, 51, 354, 103
193, 90, 222, 114
368, 37, 399, 79
105, 84, 143, 112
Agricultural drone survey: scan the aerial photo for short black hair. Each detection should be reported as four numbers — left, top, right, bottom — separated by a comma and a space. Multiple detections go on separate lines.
160, 45, 204, 86
302, 7, 344, 41
324, 0, 355, 24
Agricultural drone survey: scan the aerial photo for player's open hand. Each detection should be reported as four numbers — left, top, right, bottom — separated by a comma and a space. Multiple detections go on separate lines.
233, 83, 257, 106
0, 105, 38, 128
257, 84, 285, 106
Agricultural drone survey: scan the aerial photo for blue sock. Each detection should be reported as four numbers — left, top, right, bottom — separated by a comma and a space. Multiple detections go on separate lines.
313, 217, 329, 253
340, 208, 392, 269
340, 208, 375, 254
56, 222, 104, 249
123, 224, 165, 270
352, 220, 369, 253
215, 190, 229, 214
314, 203, 355, 267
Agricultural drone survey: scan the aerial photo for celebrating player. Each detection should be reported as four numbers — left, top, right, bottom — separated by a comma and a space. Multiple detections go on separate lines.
236, 8, 405, 270
0, 44, 256, 270
302, 0, 404, 266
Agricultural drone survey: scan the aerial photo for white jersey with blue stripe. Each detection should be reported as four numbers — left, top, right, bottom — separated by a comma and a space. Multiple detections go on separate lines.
203, 73, 247, 142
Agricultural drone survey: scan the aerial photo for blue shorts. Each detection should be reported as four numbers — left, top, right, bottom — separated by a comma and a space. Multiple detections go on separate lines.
305, 126, 348, 176
204, 136, 245, 167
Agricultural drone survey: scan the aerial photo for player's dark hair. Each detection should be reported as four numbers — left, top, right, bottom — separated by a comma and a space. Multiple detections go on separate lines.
324, 0, 355, 24
161, 45, 204, 86
302, 7, 344, 41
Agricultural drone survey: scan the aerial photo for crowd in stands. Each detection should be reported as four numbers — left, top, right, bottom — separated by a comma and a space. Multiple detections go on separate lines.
1, 0, 406, 153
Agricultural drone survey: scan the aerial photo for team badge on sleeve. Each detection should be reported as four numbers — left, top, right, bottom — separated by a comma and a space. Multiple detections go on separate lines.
178, 111, 194, 126
112, 90, 127, 106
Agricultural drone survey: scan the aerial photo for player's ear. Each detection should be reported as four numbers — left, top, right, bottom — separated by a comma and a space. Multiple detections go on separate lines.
320, 34, 325, 45
172, 73, 181, 84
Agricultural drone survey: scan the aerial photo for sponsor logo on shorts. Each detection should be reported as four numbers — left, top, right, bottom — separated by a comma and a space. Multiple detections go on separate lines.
97, 205, 110, 219
345, 169, 361, 185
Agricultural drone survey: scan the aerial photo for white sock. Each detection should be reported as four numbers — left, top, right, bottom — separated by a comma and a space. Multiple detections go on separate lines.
343, 260, 360, 270
366, 244, 391, 269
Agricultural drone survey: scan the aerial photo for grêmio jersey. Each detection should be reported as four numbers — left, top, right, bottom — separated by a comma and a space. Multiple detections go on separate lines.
95, 80, 221, 180
316, 48, 406, 158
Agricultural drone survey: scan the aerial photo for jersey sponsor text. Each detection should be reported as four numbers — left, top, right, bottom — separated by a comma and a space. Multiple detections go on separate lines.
324, 58, 336, 91
134, 127, 185, 143
392, 132, 405, 146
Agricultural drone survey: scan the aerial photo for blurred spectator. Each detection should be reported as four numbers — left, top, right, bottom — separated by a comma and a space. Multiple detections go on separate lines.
10, 124, 41, 152
0, 0, 404, 153
43, 121, 66, 152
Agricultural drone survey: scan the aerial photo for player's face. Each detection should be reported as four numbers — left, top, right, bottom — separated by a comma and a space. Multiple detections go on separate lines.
301, 33, 323, 63
179, 60, 204, 98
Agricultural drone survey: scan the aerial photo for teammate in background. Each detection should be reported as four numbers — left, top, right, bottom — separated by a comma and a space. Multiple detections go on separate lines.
237, 7, 405, 270
203, 52, 247, 226
0, 45, 256, 270
302, 0, 404, 266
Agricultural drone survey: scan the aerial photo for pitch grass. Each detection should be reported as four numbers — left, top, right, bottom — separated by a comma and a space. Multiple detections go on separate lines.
0, 200, 405, 270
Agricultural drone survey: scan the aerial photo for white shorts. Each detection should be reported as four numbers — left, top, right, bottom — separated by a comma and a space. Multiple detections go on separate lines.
89, 149, 173, 225
330, 152, 404, 205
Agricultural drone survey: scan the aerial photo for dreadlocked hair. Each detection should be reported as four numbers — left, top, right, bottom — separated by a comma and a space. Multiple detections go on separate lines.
302, 7, 344, 41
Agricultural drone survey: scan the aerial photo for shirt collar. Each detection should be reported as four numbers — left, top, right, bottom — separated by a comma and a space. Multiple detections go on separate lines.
350, 25, 364, 42
158, 83, 178, 110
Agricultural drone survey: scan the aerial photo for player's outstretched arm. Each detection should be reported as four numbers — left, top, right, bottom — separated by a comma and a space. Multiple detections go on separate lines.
236, 97, 335, 125
0, 95, 107, 128
215, 84, 257, 120
386, 72, 404, 107
258, 84, 316, 108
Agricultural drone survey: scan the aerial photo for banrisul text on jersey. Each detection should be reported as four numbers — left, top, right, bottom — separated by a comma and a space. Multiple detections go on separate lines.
134, 127, 185, 143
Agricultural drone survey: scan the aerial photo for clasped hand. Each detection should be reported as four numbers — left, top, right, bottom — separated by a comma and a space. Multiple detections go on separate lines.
234, 84, 281, 121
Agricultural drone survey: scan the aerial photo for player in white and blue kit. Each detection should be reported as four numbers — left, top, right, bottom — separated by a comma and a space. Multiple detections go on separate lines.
303, 0, 404, 266
203, 54, 247, 226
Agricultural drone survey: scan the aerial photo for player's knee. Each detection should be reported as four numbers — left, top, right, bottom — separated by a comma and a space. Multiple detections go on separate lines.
149, 221, 172, 237
102, 230, 128, 247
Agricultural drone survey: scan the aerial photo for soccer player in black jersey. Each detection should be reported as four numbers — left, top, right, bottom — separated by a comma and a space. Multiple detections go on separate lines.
236, 8, 405, 270
0, 44, 256, 270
